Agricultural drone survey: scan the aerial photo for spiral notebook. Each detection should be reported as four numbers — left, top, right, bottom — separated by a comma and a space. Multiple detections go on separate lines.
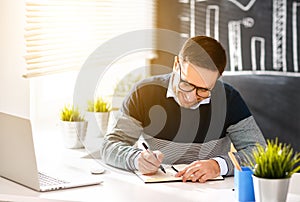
134, 164, 224, 183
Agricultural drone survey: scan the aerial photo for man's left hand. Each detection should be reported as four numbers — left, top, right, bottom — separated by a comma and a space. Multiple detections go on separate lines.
175, 159, 220, 183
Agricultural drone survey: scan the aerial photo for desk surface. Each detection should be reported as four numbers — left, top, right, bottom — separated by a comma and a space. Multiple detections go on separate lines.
1, 132, 300, 202
1, 148, 300, 202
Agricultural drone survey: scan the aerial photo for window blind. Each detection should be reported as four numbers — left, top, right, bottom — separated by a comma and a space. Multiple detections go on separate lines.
24, 0, 155, 78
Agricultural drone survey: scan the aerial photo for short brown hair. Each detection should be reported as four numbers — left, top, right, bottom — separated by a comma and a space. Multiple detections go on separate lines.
179, 36, 227, 75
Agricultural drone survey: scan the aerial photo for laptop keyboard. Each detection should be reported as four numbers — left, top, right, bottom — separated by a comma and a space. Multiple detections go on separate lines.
39, 172, 69, 187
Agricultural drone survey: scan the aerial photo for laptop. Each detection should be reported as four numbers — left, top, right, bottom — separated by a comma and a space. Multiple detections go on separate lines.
0, 112, 103, 192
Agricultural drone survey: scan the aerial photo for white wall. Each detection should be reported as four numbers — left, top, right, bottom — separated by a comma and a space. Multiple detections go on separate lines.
30, 72, 79, 132
0, 1, 79, 132
0, 0, 29, 118
0, 0, 151, 134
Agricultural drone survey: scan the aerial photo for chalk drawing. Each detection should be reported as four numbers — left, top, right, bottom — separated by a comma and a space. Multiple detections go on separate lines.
228, 17, 254, 71
251, 37, 265, 71
206, 5, 220, 40
228, 0, 256, 11
292, 2, 299, 72
273, 0, 287, 72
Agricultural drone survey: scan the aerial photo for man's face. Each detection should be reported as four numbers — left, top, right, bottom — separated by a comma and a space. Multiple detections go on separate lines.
172, 58, 219, 108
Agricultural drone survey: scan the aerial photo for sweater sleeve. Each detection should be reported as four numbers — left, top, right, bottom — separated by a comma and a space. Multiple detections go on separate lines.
100, 111, 143, 171
100, 84, 145, 171
215, 83, 266, 176
219, 116, 266, 176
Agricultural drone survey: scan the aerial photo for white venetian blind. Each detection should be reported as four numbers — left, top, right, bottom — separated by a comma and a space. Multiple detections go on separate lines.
24, 0, 155, 78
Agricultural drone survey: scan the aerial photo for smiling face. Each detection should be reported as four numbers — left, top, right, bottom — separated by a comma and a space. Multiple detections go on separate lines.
172, 56, 219, 108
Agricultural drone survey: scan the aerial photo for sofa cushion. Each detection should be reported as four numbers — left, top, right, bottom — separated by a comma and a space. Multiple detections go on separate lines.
222, 74, 300, 153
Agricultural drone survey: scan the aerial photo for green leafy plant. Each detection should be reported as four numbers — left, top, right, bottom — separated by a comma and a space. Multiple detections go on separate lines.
248, 138, 300, 179
60, 105, 85, 122
87, 97, 111, 112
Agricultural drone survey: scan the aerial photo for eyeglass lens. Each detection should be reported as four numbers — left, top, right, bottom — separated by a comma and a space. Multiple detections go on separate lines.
178, 63, 211, 98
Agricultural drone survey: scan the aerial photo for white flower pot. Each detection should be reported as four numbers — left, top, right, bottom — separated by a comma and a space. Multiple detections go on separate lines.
86, 112, 109, 138
252, 175, 290, 202
94, 112, 109, 137
84, 112, 109, 154
107, 110, 120, 132
59, 121, 87, 149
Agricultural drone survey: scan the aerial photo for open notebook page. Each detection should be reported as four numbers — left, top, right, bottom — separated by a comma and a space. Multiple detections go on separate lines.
134, 164, 224, 183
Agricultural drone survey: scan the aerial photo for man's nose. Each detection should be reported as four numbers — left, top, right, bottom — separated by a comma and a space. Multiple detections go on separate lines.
184, 90, 198, 102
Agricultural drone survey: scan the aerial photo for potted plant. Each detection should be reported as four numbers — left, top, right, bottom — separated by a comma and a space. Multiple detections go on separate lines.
248, 138, 300, 202
86, 97, 112, 137
59, 104, 87, 149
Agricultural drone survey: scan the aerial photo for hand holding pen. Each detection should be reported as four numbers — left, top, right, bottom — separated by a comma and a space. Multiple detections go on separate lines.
137, 142, 166, 175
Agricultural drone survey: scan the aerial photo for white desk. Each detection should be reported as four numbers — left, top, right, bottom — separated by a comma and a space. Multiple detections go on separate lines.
1, 130, 300, 202
1, 147, 300, 202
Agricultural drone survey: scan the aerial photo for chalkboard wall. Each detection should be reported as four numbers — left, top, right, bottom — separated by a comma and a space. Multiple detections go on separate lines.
180, 0, 300, 73
155, 0, 300, 151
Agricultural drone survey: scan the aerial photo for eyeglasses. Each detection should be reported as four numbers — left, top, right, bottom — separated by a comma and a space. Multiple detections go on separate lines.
177, 63, 212, 99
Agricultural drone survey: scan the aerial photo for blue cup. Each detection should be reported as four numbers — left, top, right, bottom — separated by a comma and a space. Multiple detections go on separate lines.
234, 166, 255, 202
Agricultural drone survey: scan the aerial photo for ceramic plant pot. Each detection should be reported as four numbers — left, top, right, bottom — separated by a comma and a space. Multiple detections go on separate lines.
60, 121, 88, 149
94, 112, 110, 137
252, 175, 290, 202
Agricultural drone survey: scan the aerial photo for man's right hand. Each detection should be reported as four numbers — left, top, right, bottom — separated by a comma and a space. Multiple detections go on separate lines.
136, 150, 164, 175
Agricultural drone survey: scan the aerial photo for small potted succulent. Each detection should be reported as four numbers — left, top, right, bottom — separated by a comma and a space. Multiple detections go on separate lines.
59, 105, 87, 149
86, 97, 112, 137
248, 138, 300, 202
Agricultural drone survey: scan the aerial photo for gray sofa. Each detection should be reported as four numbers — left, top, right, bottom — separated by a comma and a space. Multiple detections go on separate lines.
222, 74, 300, 153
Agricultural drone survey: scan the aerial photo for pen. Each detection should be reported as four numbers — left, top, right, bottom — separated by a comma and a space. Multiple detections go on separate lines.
142, 142, 166, 174
171, 165, 179, 173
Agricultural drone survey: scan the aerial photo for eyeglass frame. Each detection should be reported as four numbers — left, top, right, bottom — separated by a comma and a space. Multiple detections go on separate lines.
177, 62, 212, 99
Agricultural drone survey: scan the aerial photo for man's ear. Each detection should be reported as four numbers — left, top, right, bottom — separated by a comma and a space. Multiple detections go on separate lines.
173, 56, 179, 71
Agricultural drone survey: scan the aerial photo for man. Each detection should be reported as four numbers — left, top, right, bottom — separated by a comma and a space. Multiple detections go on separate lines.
101, 36, 265, 182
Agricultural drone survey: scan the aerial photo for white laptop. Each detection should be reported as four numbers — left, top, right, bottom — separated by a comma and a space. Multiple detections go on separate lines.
0, 112, 103, 192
